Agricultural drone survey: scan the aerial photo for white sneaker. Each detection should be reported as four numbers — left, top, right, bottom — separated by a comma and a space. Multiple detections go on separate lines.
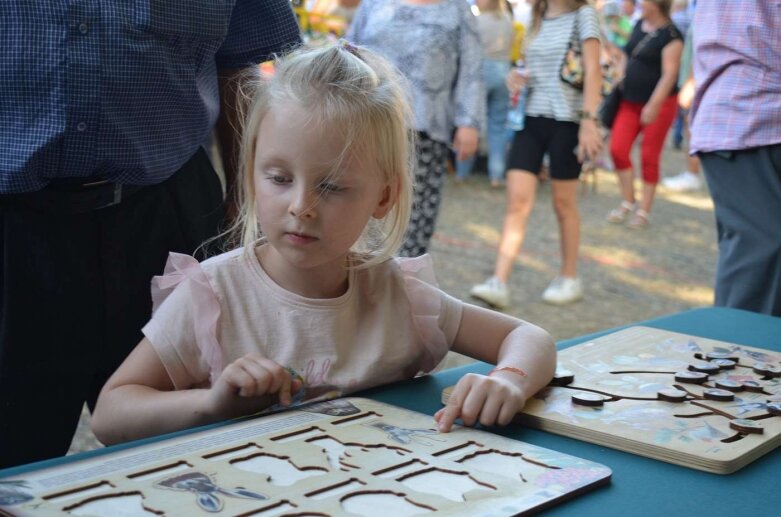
542, 277, 583, 305
662, 171, 703, 192
470, 276, 509, 309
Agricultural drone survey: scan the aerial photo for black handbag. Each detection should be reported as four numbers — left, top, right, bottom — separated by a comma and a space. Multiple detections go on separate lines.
599, 85, 622, 129
598, 27, 660, 129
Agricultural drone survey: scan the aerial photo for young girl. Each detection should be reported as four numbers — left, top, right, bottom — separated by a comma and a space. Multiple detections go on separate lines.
91, 43, 556, 445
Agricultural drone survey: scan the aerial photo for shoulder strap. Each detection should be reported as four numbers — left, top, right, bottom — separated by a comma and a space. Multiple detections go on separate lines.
630, 23, 670, 59
569, 8, 581, 49
572, 9, 580, 48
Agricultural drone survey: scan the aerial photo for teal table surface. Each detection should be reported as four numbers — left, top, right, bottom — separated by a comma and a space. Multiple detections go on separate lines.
2, 307, 780, 516
362, 307, 781, 516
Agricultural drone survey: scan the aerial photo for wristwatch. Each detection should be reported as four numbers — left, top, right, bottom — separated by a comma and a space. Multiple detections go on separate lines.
579, 110, 598, 121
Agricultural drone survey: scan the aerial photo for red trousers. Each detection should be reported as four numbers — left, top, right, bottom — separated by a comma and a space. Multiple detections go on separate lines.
610, 94, 678, 184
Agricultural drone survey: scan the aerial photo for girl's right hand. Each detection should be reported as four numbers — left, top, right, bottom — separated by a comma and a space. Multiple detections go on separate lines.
206, 355, 302, 420
505, 68, 528, 94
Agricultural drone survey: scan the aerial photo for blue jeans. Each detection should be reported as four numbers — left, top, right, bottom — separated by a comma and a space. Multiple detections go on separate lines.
456, 58, 511, 182
672, 107, 687, 148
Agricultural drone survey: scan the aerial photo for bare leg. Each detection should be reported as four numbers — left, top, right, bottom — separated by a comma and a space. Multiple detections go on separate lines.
639, 181, 657, 214
494, 170, 538, 283
615, 168, 636, 204
551, 179, 580, 278
687, 153, 701, 175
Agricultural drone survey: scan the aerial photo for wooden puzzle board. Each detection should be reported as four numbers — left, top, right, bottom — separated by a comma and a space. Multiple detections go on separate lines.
0, 398, 610, 516
518, 327, 781, 474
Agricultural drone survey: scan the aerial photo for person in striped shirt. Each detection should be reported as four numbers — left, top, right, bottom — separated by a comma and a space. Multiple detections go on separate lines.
471, 0, 603, 308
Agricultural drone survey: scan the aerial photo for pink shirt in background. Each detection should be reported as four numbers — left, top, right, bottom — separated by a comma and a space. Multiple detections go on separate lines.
689, 1, 781, 153
143, 246, 463, 407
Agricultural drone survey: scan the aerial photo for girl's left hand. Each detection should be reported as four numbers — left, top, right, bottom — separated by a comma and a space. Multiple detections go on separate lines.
434, 372, 527, 432
577, 119, 603, 163
453, 126, 479, 161
640, 102, 660, 125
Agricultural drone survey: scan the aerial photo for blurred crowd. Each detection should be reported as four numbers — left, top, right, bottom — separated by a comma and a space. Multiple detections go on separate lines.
300, 0, 780, 318
306, 0, 699, 306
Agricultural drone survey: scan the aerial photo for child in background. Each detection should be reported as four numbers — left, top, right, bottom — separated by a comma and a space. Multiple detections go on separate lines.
91, 43, 556, 445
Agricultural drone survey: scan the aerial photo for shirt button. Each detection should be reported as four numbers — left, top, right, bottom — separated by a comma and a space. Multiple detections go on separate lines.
77, 122, 87, 132
78, 23, 89, 34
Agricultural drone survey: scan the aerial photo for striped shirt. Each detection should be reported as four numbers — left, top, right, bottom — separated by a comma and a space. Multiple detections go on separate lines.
689, 1, 781, 153
525, 6, 601, 123
0, 1, 301, 194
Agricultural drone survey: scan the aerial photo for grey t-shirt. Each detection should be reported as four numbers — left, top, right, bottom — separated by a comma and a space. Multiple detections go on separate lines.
525, 5, 601, 122
477, 11, 514, 60
348, 0, 485, 144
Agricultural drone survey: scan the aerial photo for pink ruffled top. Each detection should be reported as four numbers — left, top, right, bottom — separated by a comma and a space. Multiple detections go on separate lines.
143, 246, 463, 402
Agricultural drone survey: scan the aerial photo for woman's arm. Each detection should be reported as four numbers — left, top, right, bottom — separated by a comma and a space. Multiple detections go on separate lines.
451, 1, 485, 161
641, 39, 683, 125
435, 304, 556, 432
577, 37, 604, 162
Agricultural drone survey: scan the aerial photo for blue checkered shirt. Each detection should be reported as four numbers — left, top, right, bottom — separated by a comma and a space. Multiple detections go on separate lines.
0, 0, 301, 193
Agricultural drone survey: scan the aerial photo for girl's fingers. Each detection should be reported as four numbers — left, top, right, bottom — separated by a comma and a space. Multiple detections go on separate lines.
459, 383, 489, 427
437, 386, 466, 432
436, 374, 527, 432
236, 358, 273, 397
477, 393, 503, 427
497, 400, 522, 426
222, 364, 257, 397
230, 355, 292, 399
436, 375, 477, 432
277, 371, 293, 406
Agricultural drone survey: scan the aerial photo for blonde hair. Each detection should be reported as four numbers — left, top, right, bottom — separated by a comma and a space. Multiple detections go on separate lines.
227, 42, 415, 269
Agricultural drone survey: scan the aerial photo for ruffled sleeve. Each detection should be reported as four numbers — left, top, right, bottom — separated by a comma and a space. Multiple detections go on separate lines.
397, 254, 463, 373
150, 253, 224, 385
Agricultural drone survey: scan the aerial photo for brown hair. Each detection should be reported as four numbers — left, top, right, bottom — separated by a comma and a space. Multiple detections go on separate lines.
529, 0, 589, 35
646, 0, 673, 18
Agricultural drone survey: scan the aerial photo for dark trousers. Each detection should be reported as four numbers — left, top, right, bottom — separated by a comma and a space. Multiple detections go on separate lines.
400, 133, 448, 257
0, 148, 224, 468
700, 144, 781, 316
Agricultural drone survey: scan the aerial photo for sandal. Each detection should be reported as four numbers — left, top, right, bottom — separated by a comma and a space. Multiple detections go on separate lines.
627, 209, 650, 230
606, 201, 636, 224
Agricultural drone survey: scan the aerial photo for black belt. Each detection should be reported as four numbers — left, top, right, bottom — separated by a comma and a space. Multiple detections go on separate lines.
0, 180, 145, 214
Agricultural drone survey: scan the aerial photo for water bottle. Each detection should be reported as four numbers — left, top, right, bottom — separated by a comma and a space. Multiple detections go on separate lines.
506, 60, 527, 132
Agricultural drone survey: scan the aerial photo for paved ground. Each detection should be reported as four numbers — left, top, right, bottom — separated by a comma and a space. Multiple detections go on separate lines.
67, 142, 717, 455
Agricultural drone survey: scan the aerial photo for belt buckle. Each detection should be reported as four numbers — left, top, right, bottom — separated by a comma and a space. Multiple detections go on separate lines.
94, 183, 123, 210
